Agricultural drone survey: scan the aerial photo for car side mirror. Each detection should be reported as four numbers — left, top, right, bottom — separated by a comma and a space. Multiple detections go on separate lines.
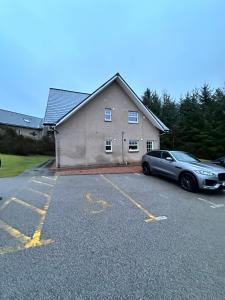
165, 157, 173, 161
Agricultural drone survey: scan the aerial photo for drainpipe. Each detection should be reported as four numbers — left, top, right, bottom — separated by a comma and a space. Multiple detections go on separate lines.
51, 126, 60, 168
121, 131, 125, 165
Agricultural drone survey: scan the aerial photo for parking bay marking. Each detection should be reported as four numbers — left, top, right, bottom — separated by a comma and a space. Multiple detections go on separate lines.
0, 177, 57, 255
31, 178, 54, 187
11, 197, 46, 216
85, 192, 112, 214
26, 187, 50, 198
0, 220, 31, 244
101, 174, 167, 223
0, 198, 13, 211
41, 176, 58, 181
197, 197, 224, 209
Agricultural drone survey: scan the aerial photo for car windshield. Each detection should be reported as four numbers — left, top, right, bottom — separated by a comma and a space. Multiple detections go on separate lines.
171, 151, 200, 163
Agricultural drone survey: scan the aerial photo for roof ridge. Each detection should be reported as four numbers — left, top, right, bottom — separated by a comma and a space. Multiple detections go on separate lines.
0, 108, 42, 120
50, 87, 90, 95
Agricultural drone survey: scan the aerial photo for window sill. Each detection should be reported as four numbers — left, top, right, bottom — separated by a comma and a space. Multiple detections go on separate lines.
105, 151, 113, 154
128, 121, 138, 124
104, 119, 112, 122
129, 150, 139, 153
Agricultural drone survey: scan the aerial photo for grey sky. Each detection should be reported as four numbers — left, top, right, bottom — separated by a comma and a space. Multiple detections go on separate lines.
0, 0, 224, 117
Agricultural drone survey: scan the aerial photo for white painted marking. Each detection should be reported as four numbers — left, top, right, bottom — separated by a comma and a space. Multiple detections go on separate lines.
0, 198, 12, 211
41, 176, 57, 181
155, 216, 168, 221
31, 179, 54, 187
159, 193, 168, 199
144, 215, 167, 223
210, 204, 224, 208
197, 197, 224, 209
26, 187, 50, 198
135, 173, 141, 176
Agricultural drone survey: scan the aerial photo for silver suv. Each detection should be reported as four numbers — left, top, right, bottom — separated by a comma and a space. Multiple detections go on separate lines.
142, 150, 225, 192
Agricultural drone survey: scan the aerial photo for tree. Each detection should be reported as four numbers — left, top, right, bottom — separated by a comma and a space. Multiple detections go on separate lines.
142, 83, 225, 159
142, 88, 161, 116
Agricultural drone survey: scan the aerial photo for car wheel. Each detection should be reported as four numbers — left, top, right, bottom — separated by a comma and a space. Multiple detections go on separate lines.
180, 173, 198, 192
142, 162, 151, 176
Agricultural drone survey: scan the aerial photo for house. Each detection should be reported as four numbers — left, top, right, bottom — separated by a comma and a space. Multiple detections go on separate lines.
0, 109, 44, 139
44, 73, 168, 168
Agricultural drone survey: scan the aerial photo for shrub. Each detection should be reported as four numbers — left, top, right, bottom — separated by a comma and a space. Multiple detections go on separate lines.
0, 125, 55, 155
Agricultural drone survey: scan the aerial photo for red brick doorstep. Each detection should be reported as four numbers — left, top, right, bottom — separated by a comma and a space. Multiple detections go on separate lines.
54, 165, 142, 176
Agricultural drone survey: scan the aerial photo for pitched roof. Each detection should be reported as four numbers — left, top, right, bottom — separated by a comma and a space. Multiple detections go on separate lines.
0, 109, 43, 129
54, 73, 169, 132
44, 88, 90, 125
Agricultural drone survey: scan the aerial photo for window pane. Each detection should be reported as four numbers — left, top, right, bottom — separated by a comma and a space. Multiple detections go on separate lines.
146, 140, 154, 152
148, 151, 161, 158
105, 139, 112, 152
129, 139, 138, 151
104, 108, 112, 121
162, 152, 172, 160
128, 111, 138, 123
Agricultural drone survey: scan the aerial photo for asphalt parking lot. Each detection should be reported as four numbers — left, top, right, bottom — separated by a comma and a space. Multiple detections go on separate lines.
0, 171, 225, 299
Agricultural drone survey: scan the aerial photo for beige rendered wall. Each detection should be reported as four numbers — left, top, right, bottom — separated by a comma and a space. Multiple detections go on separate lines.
14, 127, 43, 139
55, 81, 160, 168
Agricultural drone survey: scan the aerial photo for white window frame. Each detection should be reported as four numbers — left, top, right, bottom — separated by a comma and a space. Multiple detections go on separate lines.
128, 111, 138, 124
104, 108, 112, 122
105, 139, 112, 153
129, 139, 139, 152
146, 140, 154, 152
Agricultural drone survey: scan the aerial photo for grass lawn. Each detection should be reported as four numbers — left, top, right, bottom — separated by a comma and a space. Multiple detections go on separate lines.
0, 153, 53, 177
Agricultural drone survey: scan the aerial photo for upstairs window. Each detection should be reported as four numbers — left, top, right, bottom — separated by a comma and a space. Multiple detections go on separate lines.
105, 139, 112, 153
104, 108, 112, 122
128, 111, 138, 123
129, 139, 139, 152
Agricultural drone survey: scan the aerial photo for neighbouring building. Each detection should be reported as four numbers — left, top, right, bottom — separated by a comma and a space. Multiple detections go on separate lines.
44, 73, 168, 168
0, 109, 44, 139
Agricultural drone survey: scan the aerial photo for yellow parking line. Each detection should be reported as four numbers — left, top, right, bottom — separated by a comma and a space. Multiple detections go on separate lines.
0, 244, 25, 255
0, 177, 57, 256
11, 197, 46, 216
0, 220, 31, 244
31, 179, 54, 187
101, 174, 156, 221
0, 239, 53, 256
24, 197, 51, 248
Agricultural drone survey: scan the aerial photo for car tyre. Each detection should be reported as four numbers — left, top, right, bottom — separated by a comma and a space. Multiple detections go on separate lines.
179, 172, 198, 192
142, 162, 151, 176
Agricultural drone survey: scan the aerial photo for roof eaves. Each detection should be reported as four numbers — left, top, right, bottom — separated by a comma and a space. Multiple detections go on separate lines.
56, 73, 120, 126
55, 73, 169, 132
49, 87, 90, 95
115, 74, 169, 132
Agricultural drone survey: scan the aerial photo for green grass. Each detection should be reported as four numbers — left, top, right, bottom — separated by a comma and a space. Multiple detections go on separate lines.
0, 153, 53, 177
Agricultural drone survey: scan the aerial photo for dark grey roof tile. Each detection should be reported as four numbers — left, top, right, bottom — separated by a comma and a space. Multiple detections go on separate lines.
44, 88, 89, 124
0, 109, 43, 129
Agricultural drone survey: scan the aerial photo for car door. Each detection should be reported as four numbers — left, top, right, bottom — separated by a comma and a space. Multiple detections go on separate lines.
147, 151, 162, 172
157, 151, 177, 178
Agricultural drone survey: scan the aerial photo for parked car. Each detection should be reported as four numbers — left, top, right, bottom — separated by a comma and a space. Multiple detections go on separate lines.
210, 156, 225, 168
142, 150, 225, 192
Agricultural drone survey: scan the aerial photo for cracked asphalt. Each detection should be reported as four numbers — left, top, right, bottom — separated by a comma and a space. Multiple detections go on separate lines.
0, 169, 225, 299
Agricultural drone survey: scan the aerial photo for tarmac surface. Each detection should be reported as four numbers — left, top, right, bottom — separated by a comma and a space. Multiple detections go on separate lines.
0, 165, 225, 299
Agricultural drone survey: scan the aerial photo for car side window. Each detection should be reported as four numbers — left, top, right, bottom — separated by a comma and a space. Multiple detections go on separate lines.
147, 151, 161, 158
162, 152, 173, 160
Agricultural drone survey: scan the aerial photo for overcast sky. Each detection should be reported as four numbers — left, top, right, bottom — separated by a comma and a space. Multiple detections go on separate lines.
0, 0, 224, 118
